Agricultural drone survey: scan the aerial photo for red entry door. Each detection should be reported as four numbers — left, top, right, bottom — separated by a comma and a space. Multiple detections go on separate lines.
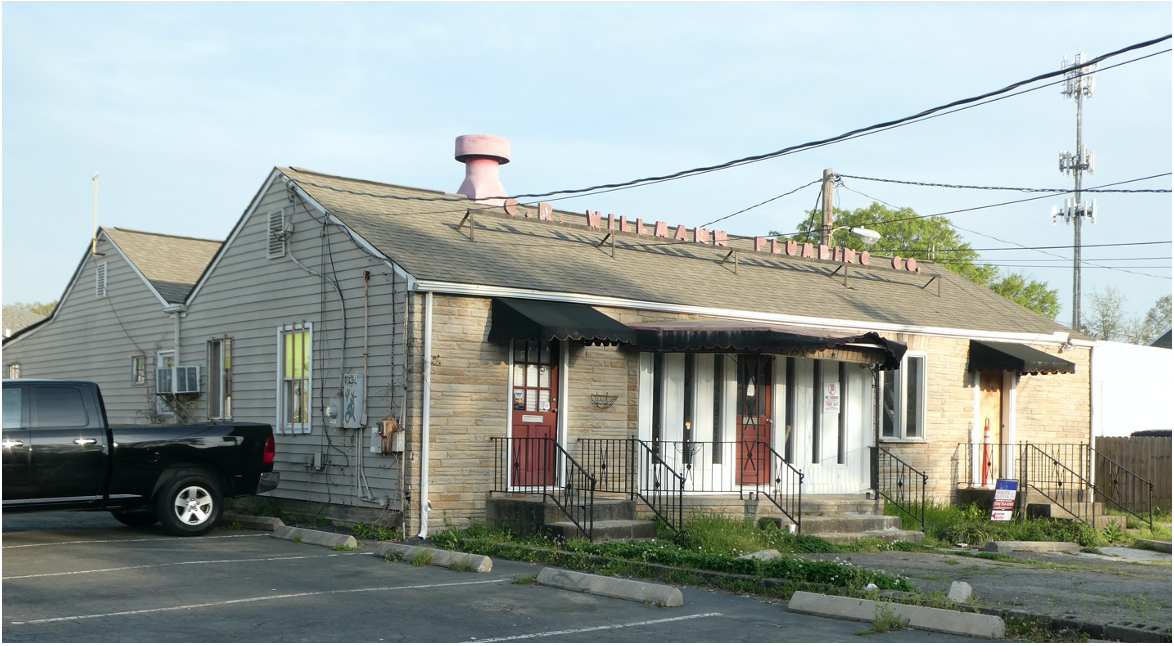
737, 355, 773, 486
511, 340, 559, 487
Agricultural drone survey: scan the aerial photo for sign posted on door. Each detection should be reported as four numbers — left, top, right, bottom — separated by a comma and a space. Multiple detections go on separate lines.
990, 479, 1018, 521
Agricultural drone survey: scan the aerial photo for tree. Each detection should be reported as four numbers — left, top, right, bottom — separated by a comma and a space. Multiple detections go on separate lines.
1081, 287, 1130, 341
777, 203, 1060, 318
1123, 293, 1171, 345
5, 300, 57, 316
988, 274, 1061, 320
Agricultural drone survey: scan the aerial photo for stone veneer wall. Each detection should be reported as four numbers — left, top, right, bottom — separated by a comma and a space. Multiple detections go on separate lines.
412, 295, 1091, 531
877, 334, 1090, 504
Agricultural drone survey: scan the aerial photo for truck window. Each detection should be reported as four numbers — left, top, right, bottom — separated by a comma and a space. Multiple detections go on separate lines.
33, 386, 90, 428
2, 387, 22, 429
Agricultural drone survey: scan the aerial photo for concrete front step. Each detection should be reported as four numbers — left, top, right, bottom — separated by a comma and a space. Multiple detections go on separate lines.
545, 519, 658, 542
799, 514, 903, 534
487, 494, 637, 524
812, 528, 926, 545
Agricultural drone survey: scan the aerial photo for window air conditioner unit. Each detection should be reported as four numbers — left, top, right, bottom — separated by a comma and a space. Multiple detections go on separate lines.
157, 366, 201, 395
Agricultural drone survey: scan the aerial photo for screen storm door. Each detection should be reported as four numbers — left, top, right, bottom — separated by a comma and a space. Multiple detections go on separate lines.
510, 340, 559, 487
736, 354, 772, 486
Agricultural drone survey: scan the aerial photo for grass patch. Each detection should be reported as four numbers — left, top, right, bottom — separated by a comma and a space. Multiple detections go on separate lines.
1004, 615, 1089, 642
409, 549, 435, 566
448, 558, 477, 572
885, 500, 1115, 547
352, 522, 400, 542
511, 575, 538, 585
291, 534, 302, 543
383, 550, 404, 562
333, 544, 360, 551
853, 603, 908, 635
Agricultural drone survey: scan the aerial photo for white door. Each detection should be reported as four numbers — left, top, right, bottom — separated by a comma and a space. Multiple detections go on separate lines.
782, 358, 871, 494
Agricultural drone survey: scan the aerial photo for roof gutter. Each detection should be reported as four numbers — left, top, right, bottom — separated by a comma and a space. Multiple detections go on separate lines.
411, 280, 1077, 349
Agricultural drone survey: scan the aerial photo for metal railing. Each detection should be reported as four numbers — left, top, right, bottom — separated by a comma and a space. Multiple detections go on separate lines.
871, 446, 928, 532
955, 442, 1017, 489
577, 439, 803, 533
1093, 446, 1154, 531
577, 438, 684, 534
491, 437, 596, 541
756, 442, 803, 531
1020, 442, 1096, 527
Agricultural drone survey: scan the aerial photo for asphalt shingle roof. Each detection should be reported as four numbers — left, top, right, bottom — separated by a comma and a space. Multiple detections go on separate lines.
103, 227, 222, 304
2, 307, 47, 337
281, 167, 1078, 339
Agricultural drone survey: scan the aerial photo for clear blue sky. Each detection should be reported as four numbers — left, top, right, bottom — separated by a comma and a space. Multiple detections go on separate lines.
3, 2, 1171, 328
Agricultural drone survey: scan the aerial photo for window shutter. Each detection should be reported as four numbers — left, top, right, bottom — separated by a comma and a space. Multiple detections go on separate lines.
95, 262, 108, 297
267, 210, 287, 258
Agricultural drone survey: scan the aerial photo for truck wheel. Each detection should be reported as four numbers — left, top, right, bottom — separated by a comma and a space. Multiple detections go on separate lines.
156, 472, 223, 536
111, 510, 158, 527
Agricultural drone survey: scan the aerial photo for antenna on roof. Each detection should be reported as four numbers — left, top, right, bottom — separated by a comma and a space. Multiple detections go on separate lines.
91, 172, 100, 256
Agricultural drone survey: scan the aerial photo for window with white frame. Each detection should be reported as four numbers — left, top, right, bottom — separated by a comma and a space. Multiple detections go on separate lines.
879, 353, 926, 440
7, 363, 21, 379
131, 356, 146, 384
209, 338, 233, 420
278, 324, 312, 433
155, 351, 175, 416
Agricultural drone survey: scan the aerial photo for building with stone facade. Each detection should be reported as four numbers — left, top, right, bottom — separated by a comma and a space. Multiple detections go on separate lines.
4, 135, 1093, 538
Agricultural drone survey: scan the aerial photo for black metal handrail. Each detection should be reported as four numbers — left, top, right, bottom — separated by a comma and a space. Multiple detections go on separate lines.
754, 441, 803, 532
577, 438, 684, 534
1092, 446, 1154, 531
1020, 442, 1095, 527
491, 436, 596, 541
953, 442, 1017, 489
871, 446, 928, 532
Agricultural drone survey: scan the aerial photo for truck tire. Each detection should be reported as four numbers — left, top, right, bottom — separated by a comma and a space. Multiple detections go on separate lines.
111, 510, 158, 527
155, 471, 223, 536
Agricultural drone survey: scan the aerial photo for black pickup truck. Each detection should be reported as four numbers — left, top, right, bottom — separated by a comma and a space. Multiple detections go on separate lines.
2, 379, 278, 536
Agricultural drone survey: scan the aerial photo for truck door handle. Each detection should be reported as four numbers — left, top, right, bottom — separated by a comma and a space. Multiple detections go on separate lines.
74, 438, 98, 446
2, 440, 23, 448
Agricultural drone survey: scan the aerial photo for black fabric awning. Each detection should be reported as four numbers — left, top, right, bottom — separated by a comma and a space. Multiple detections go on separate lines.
627, 320, 907, 370
488, 298, 637, 345
967, 340, 1075, 375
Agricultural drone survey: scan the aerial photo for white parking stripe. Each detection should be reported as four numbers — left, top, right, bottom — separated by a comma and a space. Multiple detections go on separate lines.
8, 579, 511, 625
3, 552, 372, 580
469, 613, 724, 642
2, 533, 267, 549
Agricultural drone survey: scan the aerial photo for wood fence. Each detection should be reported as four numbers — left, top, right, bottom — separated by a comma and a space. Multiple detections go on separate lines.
1094, 436, 1172, 511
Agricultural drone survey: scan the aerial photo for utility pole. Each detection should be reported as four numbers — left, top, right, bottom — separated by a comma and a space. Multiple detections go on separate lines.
820, 168, 835, 246
1052, 53, 1097, 331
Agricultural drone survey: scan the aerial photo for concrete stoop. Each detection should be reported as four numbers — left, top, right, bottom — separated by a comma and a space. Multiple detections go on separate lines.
486, 494, 655, 542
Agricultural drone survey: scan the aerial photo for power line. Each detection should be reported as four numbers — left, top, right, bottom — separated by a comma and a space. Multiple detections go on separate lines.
837, 174, 1171, 193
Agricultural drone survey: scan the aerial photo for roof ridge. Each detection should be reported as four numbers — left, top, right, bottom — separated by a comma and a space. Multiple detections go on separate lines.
282, 166, 459, 199
106, 226, 223, 245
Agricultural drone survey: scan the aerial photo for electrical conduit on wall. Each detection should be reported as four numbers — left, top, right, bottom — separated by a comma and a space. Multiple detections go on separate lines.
418, 291, 433, 538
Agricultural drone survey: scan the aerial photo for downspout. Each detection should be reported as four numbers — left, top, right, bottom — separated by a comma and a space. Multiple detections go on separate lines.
418, 291, 433, 538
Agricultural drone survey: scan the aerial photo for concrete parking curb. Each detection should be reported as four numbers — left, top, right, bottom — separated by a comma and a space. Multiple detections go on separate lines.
983, 540, 1079, 554
1133, 538, 1173, 554
222, 513, 284, 531
273, 525, 358, 549
787, 591, 1005, 639
536, 567, 683, 607
372, 543, 493, 573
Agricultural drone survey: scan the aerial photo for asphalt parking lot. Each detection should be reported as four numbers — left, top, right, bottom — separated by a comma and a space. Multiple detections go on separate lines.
1, 511, 988, 643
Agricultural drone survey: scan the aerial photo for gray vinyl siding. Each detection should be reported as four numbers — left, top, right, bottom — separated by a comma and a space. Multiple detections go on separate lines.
180, 176, 408, 511
2, 239, 176, 423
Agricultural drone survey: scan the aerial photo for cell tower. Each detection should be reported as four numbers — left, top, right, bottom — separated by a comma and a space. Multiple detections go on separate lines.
1051, 52, 1098, 331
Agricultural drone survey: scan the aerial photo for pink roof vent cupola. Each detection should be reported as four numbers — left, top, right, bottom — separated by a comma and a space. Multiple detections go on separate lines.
455, 134, 511, 206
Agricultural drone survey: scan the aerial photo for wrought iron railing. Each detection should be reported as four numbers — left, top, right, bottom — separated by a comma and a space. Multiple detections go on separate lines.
871, 446, 928, 532
954, 442, 1017, 489
491, 436, 596, 541
1092, 446, 1154, 531
1020, 442, 1096, 527
577, 438, 684, 534
755, 442, 803, 531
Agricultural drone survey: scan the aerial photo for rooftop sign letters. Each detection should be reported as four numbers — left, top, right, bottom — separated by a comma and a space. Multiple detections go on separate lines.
571, 208, 922, 273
